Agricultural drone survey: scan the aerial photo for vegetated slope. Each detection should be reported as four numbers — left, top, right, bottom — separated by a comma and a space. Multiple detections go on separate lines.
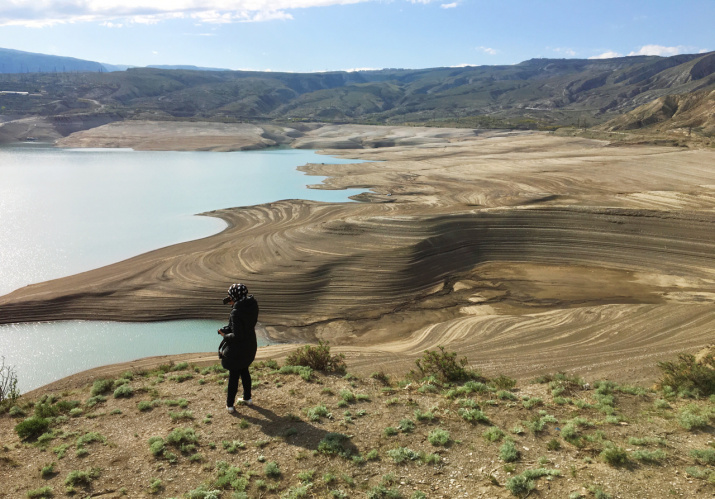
0, 355, 713, 499
1, 51, 714, 128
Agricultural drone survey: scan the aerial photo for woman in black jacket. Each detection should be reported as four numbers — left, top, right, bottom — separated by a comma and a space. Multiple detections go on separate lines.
219, 283, 259, 413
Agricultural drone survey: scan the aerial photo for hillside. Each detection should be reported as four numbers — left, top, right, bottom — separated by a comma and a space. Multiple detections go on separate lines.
1, 349, 713, 499
0, 47, 109, 74
597, 88, 715, 138
1, 52, 714, 130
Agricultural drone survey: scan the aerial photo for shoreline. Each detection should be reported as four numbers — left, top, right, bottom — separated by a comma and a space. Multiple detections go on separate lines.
3, 121, 715, 393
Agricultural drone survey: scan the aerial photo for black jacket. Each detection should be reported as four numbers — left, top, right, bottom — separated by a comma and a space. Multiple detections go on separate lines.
219, 296, 259, 371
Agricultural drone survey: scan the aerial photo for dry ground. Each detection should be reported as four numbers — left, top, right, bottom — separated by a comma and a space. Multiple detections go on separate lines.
1, 357, 714, 499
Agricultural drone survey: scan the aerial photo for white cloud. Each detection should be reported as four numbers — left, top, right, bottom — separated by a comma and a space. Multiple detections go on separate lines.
477, 46, 497, 55
589, 51, 623, 59
628, 44, 685, 57
441, 2, 458, 8
0, 0, 372, 27
552, 47, 576, 57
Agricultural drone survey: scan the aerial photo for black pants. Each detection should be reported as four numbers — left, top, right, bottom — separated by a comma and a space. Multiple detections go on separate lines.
227, 367, 251, 407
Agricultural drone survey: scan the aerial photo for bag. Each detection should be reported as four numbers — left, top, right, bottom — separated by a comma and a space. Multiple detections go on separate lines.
218, 338, 228, 359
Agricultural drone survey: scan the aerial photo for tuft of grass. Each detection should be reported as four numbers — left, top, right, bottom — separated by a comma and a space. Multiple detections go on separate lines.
26, 486, 54, 498
631, 449, 666, 463
427, 428, 450, 446
505, 469, 561, 497
306, 404, 331, 422
483, 426, 505, 442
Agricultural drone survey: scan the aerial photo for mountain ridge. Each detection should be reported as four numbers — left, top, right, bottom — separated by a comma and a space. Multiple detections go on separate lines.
0, 48, 714, 137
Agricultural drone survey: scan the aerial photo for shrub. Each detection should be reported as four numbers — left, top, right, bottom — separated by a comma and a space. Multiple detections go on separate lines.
384, 426, 398, 437
690, 448, 715, 465
76, 432, 106, 448
371, 371, 391, 385
677, 404, 712, 430
413, 346, 477, 382
264, 461, 281, 478
414, 409, 436, 422
15, 416, 50, 441
85, 395, 106, 408
306, 404, 330, 422
658, 352, 715, 398
285, 341, 346, 373
112, 384, 133, 398
64, 468, 100, 487
398, 419, 415, 433
318, 433, 353, 458
483, 426, 505, 442
386, 447, 421, 464
427, 429, 450, 446
8, 405, 26, 418
491, 374, 517, 390
505, 474, 534, 497
213, 461, 247, 491
499, 439, 520, 462
90, 379, 113, 396
505, 469, 561, 497
600, 445, 628, 467
185, 485, 221, 499
459, 407, 489, 424
40, 462, 56, 478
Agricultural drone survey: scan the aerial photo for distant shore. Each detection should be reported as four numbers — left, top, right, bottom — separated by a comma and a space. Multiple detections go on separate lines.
3, 121, 715, 392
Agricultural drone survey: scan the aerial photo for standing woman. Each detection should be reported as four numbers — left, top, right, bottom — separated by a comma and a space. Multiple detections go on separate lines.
219, 283, 259, 413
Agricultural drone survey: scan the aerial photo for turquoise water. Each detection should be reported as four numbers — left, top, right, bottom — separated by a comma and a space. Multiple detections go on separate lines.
0, 144, 364, 392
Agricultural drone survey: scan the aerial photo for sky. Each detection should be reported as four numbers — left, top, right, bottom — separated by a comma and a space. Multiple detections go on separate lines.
0, 0, 712, 73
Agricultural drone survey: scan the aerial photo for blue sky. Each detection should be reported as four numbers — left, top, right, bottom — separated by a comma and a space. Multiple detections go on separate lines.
0, 1, 712, 72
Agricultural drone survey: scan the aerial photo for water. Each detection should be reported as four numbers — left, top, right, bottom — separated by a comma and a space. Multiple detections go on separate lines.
0, 320, 238, 393
0, 144, 365, 392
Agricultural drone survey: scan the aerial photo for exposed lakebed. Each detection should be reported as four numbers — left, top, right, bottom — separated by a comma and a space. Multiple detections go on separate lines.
0, 144, 365, 391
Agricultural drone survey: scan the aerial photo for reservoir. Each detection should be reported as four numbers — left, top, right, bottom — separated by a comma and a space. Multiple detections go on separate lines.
0, 144, 365, 392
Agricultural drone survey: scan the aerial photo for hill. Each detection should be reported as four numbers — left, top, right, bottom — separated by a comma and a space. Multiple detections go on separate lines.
0, 47, 109, 74
1, 347, 713, 499
0, 51, 714, 131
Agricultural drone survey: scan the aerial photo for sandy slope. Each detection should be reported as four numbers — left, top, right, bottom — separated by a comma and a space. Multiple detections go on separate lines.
3, 124, 714, 392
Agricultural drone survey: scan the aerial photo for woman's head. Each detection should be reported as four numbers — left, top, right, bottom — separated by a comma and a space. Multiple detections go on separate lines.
227, 283, 248, 303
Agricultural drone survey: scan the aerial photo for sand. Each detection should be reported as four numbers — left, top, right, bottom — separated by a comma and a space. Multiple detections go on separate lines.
2, 122, 714, 393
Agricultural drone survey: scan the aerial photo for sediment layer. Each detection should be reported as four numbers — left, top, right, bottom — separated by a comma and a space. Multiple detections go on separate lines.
2, 128, 714, 383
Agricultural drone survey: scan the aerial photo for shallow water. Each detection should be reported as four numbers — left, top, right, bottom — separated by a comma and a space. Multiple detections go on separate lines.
0, 145, 364, 392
